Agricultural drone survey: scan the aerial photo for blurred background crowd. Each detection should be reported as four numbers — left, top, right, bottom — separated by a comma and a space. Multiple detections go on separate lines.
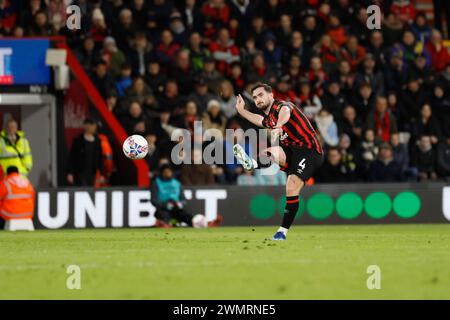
1, 0, 449, 186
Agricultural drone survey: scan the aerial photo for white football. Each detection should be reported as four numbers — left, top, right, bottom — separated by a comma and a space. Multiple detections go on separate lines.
123, 135, 148, 160
192, 214, 207, 228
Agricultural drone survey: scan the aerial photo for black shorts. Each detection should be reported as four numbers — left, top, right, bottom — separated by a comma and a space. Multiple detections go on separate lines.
280, 145, 324, 182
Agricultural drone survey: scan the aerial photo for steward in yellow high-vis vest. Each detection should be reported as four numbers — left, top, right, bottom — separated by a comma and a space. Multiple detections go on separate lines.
0, 119, 33, 176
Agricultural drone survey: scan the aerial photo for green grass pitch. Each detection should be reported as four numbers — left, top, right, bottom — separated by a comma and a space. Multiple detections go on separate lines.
1, 225, 450, 299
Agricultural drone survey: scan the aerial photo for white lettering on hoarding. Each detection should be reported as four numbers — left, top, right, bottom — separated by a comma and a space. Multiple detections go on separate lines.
74, 191, 107, 228
111, 191, 124, 227
196, 190, 227, 222
443, 187, 450, 221
36, 189, 226, 228
128, 191, 155, 227
38, 192, 69, 229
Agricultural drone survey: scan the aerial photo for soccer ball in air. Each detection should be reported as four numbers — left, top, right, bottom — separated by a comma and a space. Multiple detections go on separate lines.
123, 135, 148, 160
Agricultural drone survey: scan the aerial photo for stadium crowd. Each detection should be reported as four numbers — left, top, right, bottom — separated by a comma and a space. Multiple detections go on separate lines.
1, 0, 450, 185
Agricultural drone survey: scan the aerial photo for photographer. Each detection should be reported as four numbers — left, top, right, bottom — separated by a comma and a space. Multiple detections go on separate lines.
151, 164, 205, 228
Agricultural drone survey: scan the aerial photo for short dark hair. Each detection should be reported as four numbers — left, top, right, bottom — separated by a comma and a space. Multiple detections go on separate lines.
6, 166, 19, 175
251, 83, 272, 93
83, 118, 96, 125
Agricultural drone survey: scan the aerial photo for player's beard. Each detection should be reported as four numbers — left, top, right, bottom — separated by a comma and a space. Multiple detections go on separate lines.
257, 100, 271, 113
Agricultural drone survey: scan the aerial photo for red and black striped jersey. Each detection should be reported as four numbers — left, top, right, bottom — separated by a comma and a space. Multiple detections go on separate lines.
262, 99, 323, 154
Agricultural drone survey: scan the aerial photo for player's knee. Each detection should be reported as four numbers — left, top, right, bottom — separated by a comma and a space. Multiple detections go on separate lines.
286, 177, 304, 195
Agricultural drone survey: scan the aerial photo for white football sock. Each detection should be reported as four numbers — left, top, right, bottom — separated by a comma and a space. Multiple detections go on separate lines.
277, 227, 289, 235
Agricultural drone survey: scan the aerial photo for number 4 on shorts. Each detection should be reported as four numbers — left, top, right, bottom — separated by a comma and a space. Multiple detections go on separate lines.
298, 158, 306, 170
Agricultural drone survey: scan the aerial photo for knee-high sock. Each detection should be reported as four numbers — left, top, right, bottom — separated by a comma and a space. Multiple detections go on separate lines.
281, 196, 299, 229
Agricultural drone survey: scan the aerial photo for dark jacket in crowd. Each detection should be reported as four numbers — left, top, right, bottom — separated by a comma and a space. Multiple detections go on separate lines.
368, 158, 403, 182
67, 134, 103, 186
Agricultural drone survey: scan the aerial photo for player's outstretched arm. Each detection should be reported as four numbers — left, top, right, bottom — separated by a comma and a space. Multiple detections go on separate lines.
235, 94, 265, 128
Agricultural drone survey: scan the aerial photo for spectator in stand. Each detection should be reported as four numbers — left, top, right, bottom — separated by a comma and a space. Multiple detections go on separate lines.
129, 32, 153, 77
276, 14, 294, 49
169, 12, 188, 46
182, 100, 199, 135
180, 149, 215, 186
300, 15, 323, 48
390, 0, 416, 25
382, 12, 404, 47
125, 76, 158, 114
327, 13, 347, 47
398, 30, 431, 66
341, 35, 366, 73
27, 9, 51, 36
430, 83, 450, 138
201, 56, 225, 94
254, 164, 287, 186
315, 147, 351, 183
408, 53, 435, 90
361, 129, 379, 172
436, 135, 450, 181
368, 143, 403, 182
391, 132, 418, 181
237, 169, 257, 186
112, 8, 137, 54
262, 33, 283, 76
433, 0, 450, 36
144, 60, 167, 98
339, 105, 363, 147
399, 77, 427, 128
366, 96, 398, 144
168, 50, 195, 96
89, 8, 108, 47
120, 101, 149, 135
313, 34, 342, 74
338, 133, 360, 180
187, 32, 211, 72
437, 63, 450, 90
76, 36, 98, 72
66, 119, 103, 187
115, 63, 133, 98
155, 29, 181, 67
411, 103, 442, 146
158, 80, 185, 122
353, 53, 385, 96
90, 60, 114, 99
272, 75, 298, 104
217, 80, 237, 119
367, 31, 387, 66
412, 135, 438, 181
144, 132, 161, 179
331, 60, 354, 97
209, 28, 240, 74
315, 108, 339, 148
284, 30, 310, 68
228, 62, 245, 92
202, 99, 227, 137
188, 76, 215, 115
201, 0, 230, 27
426, 29, 450, 73
351, 82, 375, 122
307, 56, 327, 92
411, 13, 432, 44
101, 37, 126, 78
298, 78, 322, 119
